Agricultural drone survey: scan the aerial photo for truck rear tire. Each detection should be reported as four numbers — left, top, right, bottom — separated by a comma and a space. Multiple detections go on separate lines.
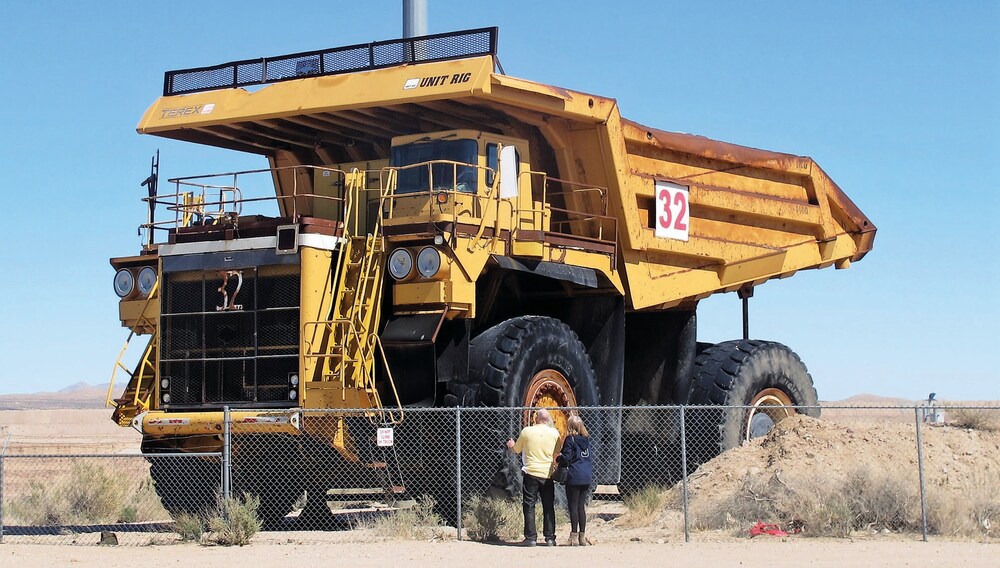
687, 340, 818, 465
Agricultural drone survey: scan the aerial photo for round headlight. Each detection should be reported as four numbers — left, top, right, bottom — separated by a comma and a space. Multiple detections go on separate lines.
416, 247, 442, 278
162, 393, 171, 404
289, 374, 299, 386
114, 269, 134, 298
160, 378, 170, 390
289, 389, 298, 401
137, 266, 157, 296
388, 248, 413, 280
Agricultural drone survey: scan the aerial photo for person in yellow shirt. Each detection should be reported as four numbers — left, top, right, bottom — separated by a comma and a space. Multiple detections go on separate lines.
506, 408, 561, 546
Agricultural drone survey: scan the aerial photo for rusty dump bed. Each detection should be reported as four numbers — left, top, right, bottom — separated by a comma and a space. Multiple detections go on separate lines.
138, 28, 875, 311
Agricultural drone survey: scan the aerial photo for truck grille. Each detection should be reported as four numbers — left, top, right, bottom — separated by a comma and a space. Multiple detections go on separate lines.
160, 265, 300, 407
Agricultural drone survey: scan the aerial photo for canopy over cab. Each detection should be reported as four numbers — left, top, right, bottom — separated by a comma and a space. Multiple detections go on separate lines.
137, 27, 875, 311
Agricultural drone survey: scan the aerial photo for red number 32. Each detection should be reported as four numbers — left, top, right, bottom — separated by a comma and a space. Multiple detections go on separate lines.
658, 188, 688, 231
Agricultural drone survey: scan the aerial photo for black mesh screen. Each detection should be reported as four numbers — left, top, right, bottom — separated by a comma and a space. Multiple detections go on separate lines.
163, 27, 497, 95
161, 267, 300, 407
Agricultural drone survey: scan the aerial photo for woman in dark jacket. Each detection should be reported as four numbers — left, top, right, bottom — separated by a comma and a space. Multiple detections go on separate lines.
556, 415, 593, 546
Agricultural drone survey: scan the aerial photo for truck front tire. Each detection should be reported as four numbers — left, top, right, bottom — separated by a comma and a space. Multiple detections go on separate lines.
446, 316, 600, 500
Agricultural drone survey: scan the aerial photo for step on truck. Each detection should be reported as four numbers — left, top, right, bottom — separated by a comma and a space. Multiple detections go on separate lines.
107, 28, 876, 524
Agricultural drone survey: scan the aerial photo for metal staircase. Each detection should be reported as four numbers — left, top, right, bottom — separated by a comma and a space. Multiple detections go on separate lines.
304, 170, 402, 424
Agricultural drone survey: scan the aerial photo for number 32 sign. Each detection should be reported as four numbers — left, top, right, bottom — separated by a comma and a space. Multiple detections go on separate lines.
655, 180, 690, 241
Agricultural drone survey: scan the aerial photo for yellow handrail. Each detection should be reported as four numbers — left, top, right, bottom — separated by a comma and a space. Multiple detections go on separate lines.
106, 278, 160, 412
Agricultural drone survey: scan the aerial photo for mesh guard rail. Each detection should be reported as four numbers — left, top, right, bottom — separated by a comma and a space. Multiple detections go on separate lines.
163, 27, 498, 96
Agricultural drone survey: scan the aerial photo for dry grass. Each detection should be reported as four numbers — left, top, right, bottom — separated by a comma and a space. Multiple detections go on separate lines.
173, 512, 206, 542
208, 494, 262, 546
947, 407, 1000, 432
463, 495, 523, 542
841, 468, 920, 532
928, 469, 1000, 539
365, 495, 444, 540
694, 467, 920, 537
618, 485, 672, 528
462, 494, 568, 542
7, 462, 166, 525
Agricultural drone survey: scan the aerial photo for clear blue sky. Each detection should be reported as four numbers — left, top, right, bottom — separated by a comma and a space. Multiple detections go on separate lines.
0, 2, 996, 401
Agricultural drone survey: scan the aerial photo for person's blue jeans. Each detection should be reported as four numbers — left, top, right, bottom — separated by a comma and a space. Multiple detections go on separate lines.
522, 473, 555, 542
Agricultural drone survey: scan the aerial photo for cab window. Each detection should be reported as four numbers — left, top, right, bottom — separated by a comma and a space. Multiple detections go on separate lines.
486, 143, 499, 186
390, 139, 478, 193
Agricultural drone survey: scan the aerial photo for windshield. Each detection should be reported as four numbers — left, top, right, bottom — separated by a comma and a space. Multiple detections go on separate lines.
390, 139, 478, 194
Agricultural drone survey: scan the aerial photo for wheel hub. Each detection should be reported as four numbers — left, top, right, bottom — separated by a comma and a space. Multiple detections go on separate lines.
744, 388, 794, 442
522, 369, 577, 435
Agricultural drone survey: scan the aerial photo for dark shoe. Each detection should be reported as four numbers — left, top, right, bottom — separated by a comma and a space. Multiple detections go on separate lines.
520, 538, 537, 547
544, 538, 556, 547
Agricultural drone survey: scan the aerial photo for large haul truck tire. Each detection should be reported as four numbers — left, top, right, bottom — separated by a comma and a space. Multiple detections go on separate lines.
687, 339, 819, 466
447, 316, 600, 505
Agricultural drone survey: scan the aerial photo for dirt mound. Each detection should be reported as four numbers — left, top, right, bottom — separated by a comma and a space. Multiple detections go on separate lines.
686, 415, 999, 501
647, 414, 1000, 537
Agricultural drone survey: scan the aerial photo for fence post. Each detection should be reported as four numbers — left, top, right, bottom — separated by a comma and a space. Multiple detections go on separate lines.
223, 405, 232, 501
680, 406, 690, 543
0, 433, 10, 544
914, 407, 928, 542
456, 406, 462, 541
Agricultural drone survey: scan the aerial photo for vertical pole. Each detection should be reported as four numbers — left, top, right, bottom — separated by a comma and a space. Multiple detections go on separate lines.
0, 434, 9, 544
914, 407, 928, 542
402, 0, 427, 38
680, 406, 690, 543
223, 406, 232, 501
455, 406, 462, 541
738, 284, 753, 341
741, 296, 749, 340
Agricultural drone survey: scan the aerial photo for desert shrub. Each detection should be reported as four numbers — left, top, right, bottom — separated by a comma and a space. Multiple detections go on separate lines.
463, 495, 522, 542
695, 472, 791, 533
174, 512, 206, 542
842, 468, 920, 532
778, 476, 853, 537
948, 407, 1000, 432
208, 494, 262, 546
618, 485, 670, 528
928, 470, 1000, 538
9, 462, 123, 525
121, 477, 169, 523
695, 467, 918, 537
366, 495, 443, 539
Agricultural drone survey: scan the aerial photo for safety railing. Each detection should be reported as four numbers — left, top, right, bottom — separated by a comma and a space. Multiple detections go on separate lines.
139, 165, 355, 245
139, 161, 618, 262
163, 27, 499, 96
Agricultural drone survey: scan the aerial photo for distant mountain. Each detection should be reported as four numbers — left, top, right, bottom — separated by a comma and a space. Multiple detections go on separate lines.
827, 394, 919, 406
0, 382, 111, 410
58, 381, 95, 393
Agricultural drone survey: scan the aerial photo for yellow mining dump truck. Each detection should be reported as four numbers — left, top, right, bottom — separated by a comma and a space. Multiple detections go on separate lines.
107, 28, 874, 523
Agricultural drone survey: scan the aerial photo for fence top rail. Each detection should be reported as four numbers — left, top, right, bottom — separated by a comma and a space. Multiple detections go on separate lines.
3, 452, 223, 459
244, 404, 1000, 414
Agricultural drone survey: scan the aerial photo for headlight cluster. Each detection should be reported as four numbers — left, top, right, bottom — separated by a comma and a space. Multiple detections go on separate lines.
114, 266, 157, 299
288, 373, 299, 402
388, 246, 444, 281
160, 377, 171, 405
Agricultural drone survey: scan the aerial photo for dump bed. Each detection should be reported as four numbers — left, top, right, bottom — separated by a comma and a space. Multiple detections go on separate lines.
137, 28, 874, 311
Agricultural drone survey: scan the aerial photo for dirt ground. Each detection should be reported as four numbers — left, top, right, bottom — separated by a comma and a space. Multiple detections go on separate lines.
2, 539, 998, 567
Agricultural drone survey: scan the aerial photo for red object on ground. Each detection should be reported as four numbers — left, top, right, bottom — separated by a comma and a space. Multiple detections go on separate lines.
749, 522, 789, 537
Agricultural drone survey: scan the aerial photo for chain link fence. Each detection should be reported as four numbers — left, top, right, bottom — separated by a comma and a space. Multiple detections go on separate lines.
2, 404, 997, 545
